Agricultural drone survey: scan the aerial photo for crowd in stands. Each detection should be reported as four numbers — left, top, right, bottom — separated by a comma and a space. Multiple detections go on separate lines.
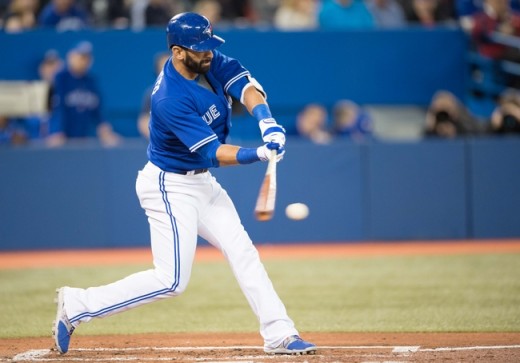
1, 0, 519, 31
1, 0, 519, 145
422, 88, 520, 137
296, 101, 374, 144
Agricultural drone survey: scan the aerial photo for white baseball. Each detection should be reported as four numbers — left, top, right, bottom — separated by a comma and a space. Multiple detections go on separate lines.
285, 203, 309, 220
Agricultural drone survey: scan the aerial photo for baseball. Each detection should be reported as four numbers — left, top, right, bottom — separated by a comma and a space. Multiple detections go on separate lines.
285, 203, 309, 220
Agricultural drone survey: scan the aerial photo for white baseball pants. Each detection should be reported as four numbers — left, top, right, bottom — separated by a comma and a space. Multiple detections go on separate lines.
63, 161, 298, 348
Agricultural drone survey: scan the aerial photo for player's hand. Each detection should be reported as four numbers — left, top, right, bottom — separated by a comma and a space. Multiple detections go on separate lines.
259, 118, 286, 148
257, 141, 285, 162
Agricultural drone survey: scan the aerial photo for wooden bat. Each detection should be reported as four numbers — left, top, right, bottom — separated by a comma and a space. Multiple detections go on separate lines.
254, 149, 277, 221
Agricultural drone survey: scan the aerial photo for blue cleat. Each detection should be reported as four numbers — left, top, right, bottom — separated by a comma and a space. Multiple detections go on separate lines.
52, 287, 75, 354
264, 335, 317, 355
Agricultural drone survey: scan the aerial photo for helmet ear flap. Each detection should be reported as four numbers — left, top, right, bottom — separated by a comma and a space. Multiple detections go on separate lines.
166, 12, 225, 51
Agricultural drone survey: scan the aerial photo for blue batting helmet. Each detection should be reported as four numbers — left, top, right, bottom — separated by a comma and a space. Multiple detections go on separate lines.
166, 12, 225, 52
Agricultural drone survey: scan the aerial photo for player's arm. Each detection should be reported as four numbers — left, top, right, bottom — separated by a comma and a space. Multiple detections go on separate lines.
191, 85, 286, 166
198, 139, 283, 167
242, 85, 286, 150
96, 122, 121, 147
228, 81, 286, 150
211, 51, 286, 148
45, 72, 67, 147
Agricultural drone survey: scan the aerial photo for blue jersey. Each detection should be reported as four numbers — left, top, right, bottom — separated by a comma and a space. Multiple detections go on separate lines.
38, 3, 89, 30
49, 67, 103, 138
148, 50, 250, 172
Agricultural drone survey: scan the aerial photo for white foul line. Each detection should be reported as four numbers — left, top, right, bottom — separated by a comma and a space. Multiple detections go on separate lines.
420, 344, 520, 352
75, 346, 263, 351
10, 344, 520, 362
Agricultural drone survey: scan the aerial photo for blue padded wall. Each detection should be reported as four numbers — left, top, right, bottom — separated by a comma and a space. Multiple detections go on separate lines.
366, 140, 468, 240
469, 137, 520, 238
1, 138, 519, 251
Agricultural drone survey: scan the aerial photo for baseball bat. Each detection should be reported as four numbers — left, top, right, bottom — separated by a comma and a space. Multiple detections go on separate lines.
254, 149, 277, 221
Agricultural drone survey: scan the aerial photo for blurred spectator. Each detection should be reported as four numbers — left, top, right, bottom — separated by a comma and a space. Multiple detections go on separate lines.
465, 0, 520, 62
23, 49, 64, 139
296, 103, 333, 144
2, 0, 38, 32
193, 0, 222, 25
273, 0, 318, 30
217, 0, 257, 25
133, 0, 185, 29
88, 0, 131, 27
0, 0, 8, 23
457, 0, 519, 23
105, 0, 131, 28
250, 0, 280, 25
0, 116, 29, 145
145, 0, 172, 26
318, 0, 375, 29
423, 90, 483, 138
46, 41, 121, 147
366, 0, 407, 27
38, 0, 90, 30
402, 0, 455, 26
457, 0, 484, 30
489, 88, 520, 133
137, 51, 170, 139
130, 0, 148, 29
332, 99, 374, 140
39, 49, 63, 103
0, 50, 63, 146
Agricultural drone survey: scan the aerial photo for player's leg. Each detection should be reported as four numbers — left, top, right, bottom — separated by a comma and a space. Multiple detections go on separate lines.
198, 175, 307, 351
53, 163, 199, 353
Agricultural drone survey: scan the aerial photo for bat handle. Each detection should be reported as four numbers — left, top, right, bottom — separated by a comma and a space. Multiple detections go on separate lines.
270, 148, 277, 161
267, 148, 277, 174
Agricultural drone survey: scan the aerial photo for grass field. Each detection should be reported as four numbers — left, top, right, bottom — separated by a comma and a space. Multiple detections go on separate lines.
1, 251, 519, 339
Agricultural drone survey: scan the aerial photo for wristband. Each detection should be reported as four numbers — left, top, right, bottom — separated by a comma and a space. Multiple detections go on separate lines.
252, 104, 272, 121
236, 147, 260, 164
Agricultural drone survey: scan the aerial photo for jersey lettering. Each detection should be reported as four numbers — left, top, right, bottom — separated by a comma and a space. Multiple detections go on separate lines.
65, 89, 99, 110
202, 104, 220, 125
152, 72, 164, 95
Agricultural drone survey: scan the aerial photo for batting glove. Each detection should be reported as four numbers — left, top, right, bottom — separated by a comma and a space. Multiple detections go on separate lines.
257, 141, 285, 162
259, 118, 286, 148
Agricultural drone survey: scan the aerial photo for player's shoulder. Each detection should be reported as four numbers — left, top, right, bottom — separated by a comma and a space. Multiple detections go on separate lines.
152, 75, 187, 102
151, 78, 194, 114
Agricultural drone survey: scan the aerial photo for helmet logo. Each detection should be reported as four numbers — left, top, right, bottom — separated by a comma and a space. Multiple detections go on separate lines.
203, 25, 212, 38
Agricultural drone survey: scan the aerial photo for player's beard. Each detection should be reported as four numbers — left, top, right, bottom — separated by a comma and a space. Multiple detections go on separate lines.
184, 52, 211, 74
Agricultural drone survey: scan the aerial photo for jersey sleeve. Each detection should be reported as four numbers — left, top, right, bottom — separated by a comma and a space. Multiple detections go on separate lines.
211, 50, 268, 103
210, 51, 251, 98
154, 97, 218, 152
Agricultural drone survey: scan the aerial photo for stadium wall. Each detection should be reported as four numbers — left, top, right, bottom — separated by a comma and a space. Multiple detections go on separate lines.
0, 138, 518, 250
0, 27, 468, 137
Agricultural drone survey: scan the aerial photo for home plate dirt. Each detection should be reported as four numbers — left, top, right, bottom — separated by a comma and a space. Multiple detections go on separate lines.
2, 332, 520, 363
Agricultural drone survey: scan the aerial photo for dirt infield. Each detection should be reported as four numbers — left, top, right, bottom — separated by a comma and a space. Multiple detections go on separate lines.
2, 332, 520, 362
2, 239, 520, 269
1, 240, 520, 362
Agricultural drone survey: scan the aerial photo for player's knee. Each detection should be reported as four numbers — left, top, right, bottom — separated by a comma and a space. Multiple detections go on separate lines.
154, 268, 189, 296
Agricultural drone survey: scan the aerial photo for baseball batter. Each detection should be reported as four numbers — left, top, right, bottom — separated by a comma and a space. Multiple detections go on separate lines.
53, 12, 316, 356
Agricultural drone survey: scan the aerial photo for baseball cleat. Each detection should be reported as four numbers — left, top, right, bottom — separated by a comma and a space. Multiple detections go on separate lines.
52, 287, 75, 354
264, 335, 317, 355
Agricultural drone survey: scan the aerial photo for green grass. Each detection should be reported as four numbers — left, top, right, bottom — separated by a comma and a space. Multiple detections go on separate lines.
1, 253, 519, 338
